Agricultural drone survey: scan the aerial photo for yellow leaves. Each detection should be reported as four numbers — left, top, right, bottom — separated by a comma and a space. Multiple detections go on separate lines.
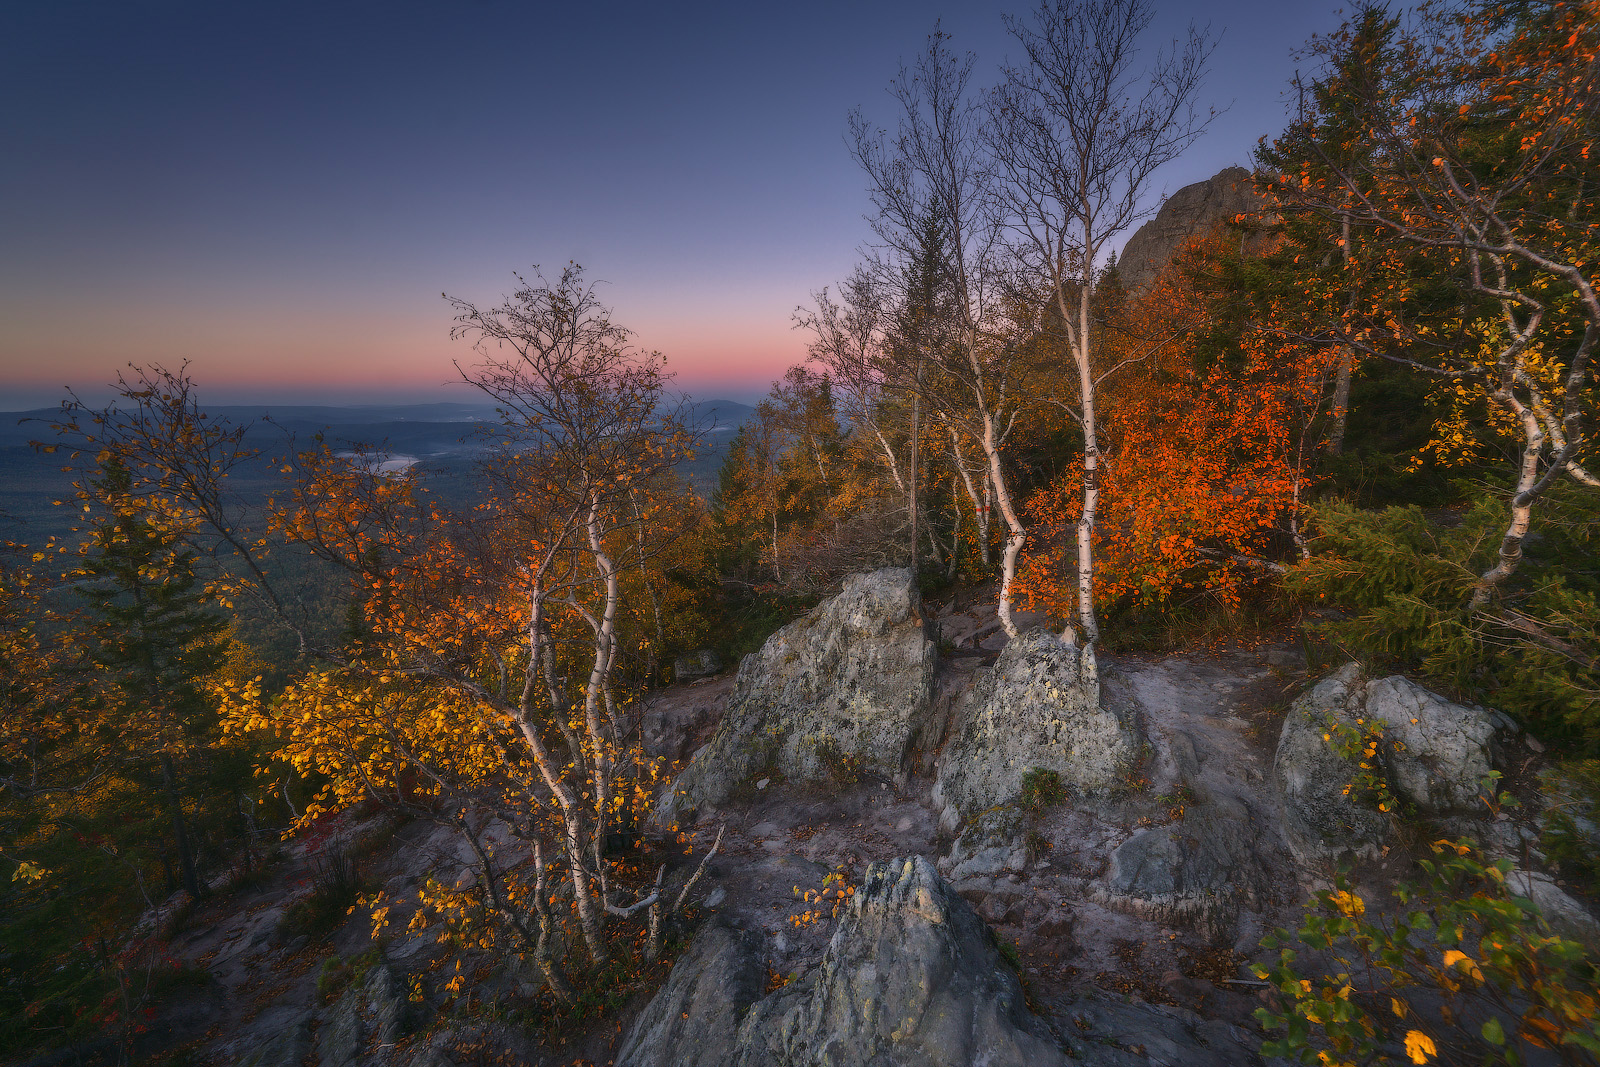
10, 860, 47, 884
1404, 1030, 1437, 1063
1330, 890, 1366, 918
1442, 950, 1484, 983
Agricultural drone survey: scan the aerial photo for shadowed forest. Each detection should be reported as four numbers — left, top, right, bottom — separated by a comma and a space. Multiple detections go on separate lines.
3, 1, 1598, 1066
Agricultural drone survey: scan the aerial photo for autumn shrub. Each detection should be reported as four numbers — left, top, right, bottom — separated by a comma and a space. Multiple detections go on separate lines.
281, 848, 364, 941
1255, 839, 1600, 1065
1288, 489, 1600, 750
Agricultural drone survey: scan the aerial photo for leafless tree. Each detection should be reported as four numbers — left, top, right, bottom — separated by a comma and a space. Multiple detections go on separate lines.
850, 27, 1034, 634
989, 0, 1215, 666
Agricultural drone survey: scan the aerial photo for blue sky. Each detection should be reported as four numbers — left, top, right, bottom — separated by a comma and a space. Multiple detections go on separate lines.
1, 0, 1338, 408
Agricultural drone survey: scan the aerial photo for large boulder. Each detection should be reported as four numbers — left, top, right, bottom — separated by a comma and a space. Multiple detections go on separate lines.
934, 630, 1139, 831
653, 568, 936, 826
617, 856, 1067, 1067
1095, 792, 1267, 937
1274, 665, 1393, 865
1275, 664, 1511, 865
1362, 675, 1509, 815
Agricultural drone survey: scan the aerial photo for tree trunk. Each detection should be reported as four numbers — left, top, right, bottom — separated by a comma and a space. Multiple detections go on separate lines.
161, 754, 201, 900
1471, 386, 1546, 609
909, 359, 923, 571
982, 409, 1028, 638
1327, 214, 1355, 456
945, 420, 991, 567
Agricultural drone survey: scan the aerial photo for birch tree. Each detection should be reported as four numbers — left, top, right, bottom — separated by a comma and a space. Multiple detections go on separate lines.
1264, 0, 1600, 607
990, 0, 1215, 663
850, 28, 1031, 633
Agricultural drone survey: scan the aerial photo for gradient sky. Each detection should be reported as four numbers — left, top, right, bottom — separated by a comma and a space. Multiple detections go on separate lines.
1, 0, 1339, 409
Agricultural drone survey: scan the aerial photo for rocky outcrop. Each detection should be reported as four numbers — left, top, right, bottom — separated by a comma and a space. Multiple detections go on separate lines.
934, 630, 1139, 832
1117, 166, 1264, 293
318, 961, 408, 1067
674, 648, 723, 682
1275, 664, 1512, 865
615, 924, 767, 1067
653, 569, 937, 827
1095, 792, 1267, 937
617, 856, 1067, 1067
1362, 675, 1510, 814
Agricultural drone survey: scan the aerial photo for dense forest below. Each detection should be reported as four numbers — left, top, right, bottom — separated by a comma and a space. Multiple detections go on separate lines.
3, 1, 1598, 1065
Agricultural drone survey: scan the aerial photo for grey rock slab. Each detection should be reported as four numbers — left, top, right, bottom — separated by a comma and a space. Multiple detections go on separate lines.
1274, 664, 1392, 866
653, 568, 937, 827
934, 630, 1139, 831
318, 961, 407, 1067
1053, 996, 1263, 1067
1363, 675, 1506, 814
619, 856, 1068, 1067
233, 1010, 313, 1067
1095, 795, 1265, 937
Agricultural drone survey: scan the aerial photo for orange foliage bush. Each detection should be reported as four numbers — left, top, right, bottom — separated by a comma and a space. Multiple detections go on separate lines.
1020, 231, 1337, 619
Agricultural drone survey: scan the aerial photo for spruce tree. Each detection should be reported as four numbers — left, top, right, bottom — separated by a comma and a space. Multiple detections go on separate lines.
77, 458, 228, 900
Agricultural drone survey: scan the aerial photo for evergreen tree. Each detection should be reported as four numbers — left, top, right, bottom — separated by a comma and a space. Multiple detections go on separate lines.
77, 458, 228, 899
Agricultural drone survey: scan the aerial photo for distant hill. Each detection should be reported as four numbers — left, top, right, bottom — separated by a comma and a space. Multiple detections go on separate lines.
0, 396, 755, 544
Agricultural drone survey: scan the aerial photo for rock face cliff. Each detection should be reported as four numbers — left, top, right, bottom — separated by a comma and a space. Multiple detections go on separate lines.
616, 856, 1068, 1067
653, 568, 938, 828
1116, 166, 1263, 293
933, 629, 1138, 832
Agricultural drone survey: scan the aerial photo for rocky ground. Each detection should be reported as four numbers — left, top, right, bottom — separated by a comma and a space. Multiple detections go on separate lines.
44, 571, 1597, 1067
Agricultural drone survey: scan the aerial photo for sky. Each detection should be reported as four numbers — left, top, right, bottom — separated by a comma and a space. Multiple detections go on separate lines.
0, 0, 1340, 410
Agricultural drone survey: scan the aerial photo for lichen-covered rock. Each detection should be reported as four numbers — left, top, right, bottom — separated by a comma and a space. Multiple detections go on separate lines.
934, 630, 1139, 831
1362, 675, 1508, 815
653, 568, 936, 826
939, 806, 1031, 881
1095, 794, 1265, 936
1275, 665, 1512, 865
615, 924, 766, 1067
674, 648, 723, 681
618, 856, 1066, 1067
1274, 665, 1392, 865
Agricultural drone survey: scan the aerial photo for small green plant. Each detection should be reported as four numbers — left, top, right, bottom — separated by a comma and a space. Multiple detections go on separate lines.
1254, 838, 1600, 1065
1540, 760, 1600, 889
1023, 830, 1051, 862
997, 936, 1022, 972
1323, 714, 1404, 815
810, 739, 861, 786
1019, 768, 1067, 812
281, 847, 365, 941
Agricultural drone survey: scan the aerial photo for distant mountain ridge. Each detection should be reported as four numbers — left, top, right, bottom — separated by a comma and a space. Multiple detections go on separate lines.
0, 398, 756, 450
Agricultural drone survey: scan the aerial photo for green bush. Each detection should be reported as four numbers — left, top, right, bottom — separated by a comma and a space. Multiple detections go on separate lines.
1288, 488, 1600, 750
1019, 768, 1067, 812
1255, 839, 1600, 1065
